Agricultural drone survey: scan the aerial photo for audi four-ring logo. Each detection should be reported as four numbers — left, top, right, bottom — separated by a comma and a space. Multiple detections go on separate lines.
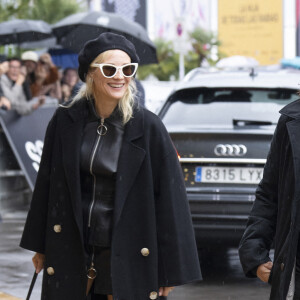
214, 144, 247, 156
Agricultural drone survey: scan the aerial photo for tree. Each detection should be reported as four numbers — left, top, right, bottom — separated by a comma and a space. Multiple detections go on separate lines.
0, 0, 31, 21
0, 0, 83, 24
188, 27, 222, 67
24, 0, 82, 24
138, 27, 223, 81
138, 39, 179, 81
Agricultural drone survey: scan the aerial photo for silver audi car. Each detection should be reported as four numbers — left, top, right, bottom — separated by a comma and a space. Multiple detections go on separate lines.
158, 67, 300, 248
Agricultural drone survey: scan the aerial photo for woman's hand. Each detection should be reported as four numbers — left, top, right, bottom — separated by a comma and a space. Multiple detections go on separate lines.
0, 97, 11, 110
32, 96, 45, 111
257, 261, 273, 282
32, 252, 45, 273
159, 286, 174, 297
0, 61, 9, 75
16, 73, 25, 86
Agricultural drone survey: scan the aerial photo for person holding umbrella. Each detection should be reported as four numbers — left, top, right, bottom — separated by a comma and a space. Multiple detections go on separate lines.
20, 32, 201, 300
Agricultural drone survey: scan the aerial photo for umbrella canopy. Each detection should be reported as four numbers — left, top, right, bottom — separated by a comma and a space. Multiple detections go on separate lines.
20, 37, 58, 49
52, 11, 157, 65
216, 55, 259, 68
0, 19, 53, 45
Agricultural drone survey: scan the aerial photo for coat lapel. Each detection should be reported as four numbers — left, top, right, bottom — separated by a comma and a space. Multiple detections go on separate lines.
59, 102, 146, 235
113, 108, 146, 227
60, 101, 87, 242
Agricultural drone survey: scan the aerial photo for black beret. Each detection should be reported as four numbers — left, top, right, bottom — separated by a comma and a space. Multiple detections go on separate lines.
78, 32, 140, 82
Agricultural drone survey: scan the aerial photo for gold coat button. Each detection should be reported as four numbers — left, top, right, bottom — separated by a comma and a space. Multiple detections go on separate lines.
47, 267, 55, 275
141, 248, 150, 257
53, 225, 62, 233
149, 291, 158, 299
281, 263, 285, 271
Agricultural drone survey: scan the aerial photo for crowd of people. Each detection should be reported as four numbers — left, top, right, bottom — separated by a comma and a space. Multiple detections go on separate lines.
0, 50, 145, 116
0, 50, 81, 115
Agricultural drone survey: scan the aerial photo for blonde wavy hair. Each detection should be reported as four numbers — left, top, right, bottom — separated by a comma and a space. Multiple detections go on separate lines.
63, 51, 137, 124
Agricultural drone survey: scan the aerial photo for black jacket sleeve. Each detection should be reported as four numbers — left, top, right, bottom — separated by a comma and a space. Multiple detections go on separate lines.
239, 115, 287, 277
20, 111, 57, 253
153, 121, 202, 286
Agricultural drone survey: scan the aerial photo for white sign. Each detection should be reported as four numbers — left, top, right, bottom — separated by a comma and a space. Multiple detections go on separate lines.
173, 17, 188, 54
152, 0, 211, 40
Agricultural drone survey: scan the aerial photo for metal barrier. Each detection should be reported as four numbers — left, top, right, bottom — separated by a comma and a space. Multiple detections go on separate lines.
0, 104, 57, 217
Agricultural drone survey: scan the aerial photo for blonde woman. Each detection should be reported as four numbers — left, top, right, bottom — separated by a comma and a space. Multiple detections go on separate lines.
20, 33, 201, 300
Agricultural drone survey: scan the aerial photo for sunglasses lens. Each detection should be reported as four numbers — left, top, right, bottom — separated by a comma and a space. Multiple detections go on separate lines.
102, 65, 117, 77
122, 65, 136, 77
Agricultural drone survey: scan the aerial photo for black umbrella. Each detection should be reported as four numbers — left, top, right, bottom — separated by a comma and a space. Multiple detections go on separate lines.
52, 11, 157, 65
0, 19, 53, 45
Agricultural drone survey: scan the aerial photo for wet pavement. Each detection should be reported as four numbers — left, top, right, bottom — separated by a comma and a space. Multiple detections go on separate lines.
0, 211, 271, 300
0, 211, 43, 300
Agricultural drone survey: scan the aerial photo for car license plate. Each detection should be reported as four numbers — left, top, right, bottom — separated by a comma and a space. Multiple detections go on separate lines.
195, 166, 264, 184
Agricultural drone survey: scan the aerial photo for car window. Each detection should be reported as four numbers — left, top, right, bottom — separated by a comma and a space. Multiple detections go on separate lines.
162, 88, 299, 127
178, 88, 298, 104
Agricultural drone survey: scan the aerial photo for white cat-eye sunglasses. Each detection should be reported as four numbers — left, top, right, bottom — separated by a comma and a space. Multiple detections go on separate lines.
91, 63, 138, 78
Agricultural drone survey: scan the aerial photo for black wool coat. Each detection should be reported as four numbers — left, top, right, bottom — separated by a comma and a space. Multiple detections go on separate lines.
239, 99, 300, 300
20, 99, 201, 300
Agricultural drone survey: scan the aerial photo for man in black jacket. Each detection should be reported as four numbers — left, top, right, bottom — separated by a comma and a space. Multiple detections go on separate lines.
239, 98, 300, 300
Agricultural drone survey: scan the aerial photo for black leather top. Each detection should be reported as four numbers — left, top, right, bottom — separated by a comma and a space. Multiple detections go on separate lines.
80, 99, 124, 247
